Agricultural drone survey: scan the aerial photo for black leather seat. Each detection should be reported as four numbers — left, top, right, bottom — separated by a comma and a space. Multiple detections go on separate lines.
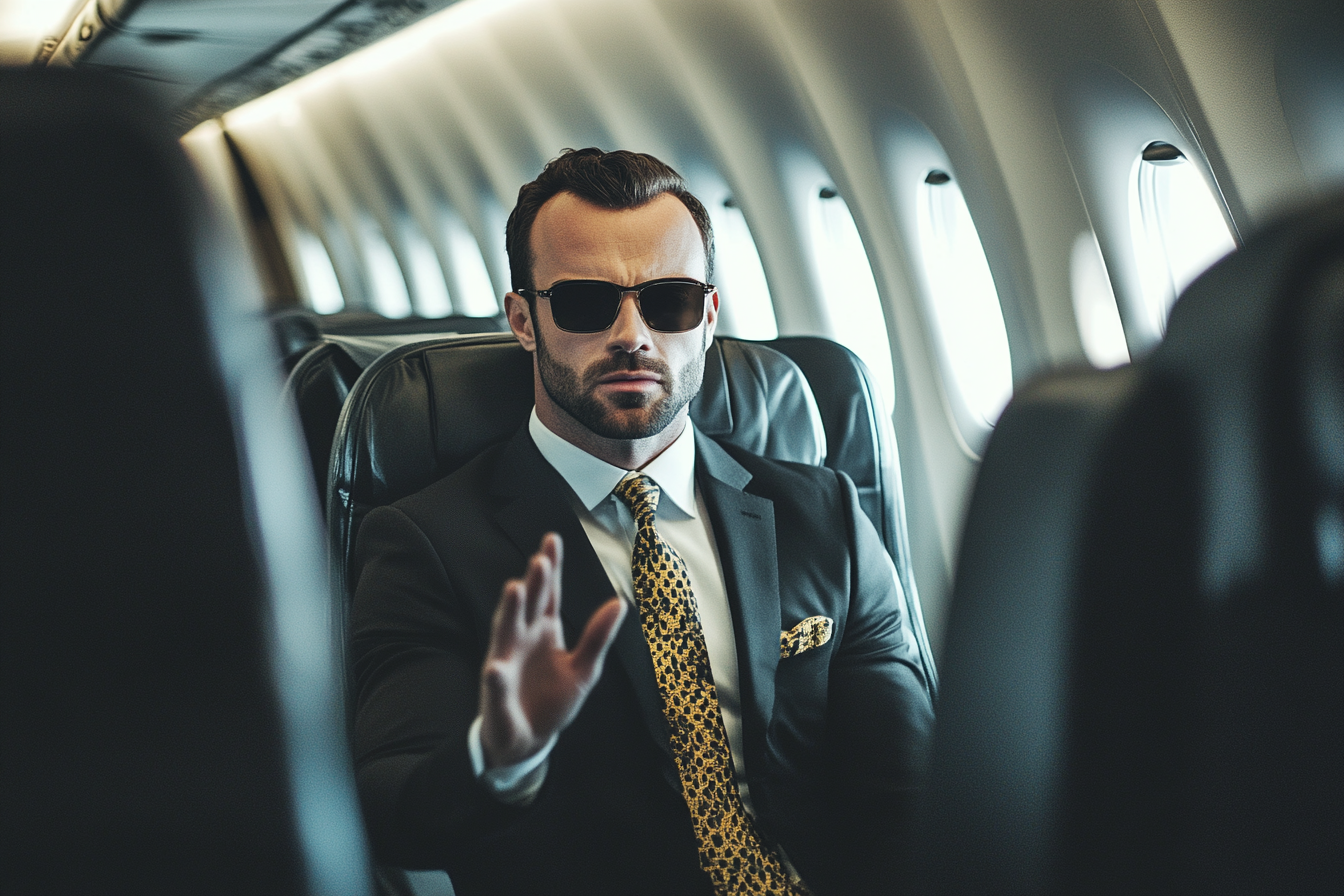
285, 333, 483, 508
0, 70, 370, 895
921, 195, 1344, 894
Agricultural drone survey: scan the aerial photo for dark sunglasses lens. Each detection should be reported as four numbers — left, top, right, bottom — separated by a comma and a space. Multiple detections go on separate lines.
639, 282, 703, 331
548, 281, 620, 332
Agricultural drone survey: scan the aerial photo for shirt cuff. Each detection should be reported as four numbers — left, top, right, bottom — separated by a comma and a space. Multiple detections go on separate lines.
467, 716, 555, 806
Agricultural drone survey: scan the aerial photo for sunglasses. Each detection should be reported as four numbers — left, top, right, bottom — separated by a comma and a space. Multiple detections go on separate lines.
519, 278, 714, 333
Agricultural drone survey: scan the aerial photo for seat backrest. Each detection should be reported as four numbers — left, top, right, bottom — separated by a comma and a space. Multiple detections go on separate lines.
285, 333, 474, 507
919, 362, 1140, 894
0, 70, 369, 896
921, 195, 1344, 894
328, 334, 825, 610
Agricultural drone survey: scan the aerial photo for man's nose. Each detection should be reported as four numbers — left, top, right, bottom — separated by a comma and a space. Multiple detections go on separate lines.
606, 291, 653, 353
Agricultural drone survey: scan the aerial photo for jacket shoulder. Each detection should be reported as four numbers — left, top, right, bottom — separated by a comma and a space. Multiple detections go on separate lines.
712, 437, 845, 491
385, 439, 509, 524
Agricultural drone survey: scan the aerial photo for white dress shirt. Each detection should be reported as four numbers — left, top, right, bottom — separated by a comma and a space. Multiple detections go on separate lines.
469, 408, 753, 812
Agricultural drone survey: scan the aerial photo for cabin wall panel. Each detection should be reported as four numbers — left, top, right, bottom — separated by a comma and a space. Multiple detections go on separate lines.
762, 0, 982, 645
538, 0, 677, 161
312, 93, 425, 312
344, 75, 461, 311
180, 121, 276, 300
432, 38, 548, 196
238, 112, 370, 308
898, 0, 1047, 384
922, 0, 1085, 373
394, 58, 513, 293
1146, 0, 1313, 229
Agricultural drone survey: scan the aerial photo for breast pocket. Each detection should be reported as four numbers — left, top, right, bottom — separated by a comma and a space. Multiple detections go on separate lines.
779, 615, 833, 659
771, 614, 836, 746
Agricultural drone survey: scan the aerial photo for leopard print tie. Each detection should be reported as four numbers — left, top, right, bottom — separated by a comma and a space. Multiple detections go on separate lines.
614, 473, 807, 896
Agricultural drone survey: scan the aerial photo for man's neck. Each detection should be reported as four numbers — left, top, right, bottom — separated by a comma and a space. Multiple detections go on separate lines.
535, 403, 688, 470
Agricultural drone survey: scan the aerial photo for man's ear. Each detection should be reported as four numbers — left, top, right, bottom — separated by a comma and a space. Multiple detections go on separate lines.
703, 287, 719, 344
505, 291, 537, 352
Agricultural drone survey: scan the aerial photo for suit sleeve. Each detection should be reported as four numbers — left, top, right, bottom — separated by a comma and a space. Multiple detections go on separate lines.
349, 504, 521, 869
825, 470, 935, 894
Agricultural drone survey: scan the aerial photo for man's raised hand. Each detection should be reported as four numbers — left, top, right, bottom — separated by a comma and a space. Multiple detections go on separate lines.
478, 532, 627, 768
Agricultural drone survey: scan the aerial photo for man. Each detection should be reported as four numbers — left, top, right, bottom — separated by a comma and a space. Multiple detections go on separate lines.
350, 148, 934, 896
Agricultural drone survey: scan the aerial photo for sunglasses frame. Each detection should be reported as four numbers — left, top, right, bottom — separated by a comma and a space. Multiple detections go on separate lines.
518, 277, 715, 333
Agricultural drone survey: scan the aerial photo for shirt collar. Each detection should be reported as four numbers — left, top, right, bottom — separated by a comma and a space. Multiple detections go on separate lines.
528, 408, 699, 518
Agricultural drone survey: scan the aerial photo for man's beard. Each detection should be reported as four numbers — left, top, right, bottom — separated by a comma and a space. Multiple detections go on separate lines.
535, 327, 706, 440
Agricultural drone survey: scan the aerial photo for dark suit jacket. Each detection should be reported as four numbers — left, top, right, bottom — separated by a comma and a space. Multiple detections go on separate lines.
349, 426, 934, 895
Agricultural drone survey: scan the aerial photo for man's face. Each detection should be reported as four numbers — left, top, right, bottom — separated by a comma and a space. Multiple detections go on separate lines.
507, 191, 717, 444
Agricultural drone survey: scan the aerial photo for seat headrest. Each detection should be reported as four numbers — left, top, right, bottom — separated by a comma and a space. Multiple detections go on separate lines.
1151, 192, 1344, 594
691, 336, 827, 464
335, 335, 823, 506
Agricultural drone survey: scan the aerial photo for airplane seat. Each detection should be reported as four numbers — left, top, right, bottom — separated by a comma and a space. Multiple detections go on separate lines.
918, 361, 1141, 895
1060, 193, 1344, 895
286, 338, 368, 504
921, 193, 1344, 894
770, 335, 938, 694
327, 332, 856, 889
0, 70, 370, 895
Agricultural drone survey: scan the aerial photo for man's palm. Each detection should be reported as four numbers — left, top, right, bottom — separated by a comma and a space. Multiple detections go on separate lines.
479, 533, 626, 768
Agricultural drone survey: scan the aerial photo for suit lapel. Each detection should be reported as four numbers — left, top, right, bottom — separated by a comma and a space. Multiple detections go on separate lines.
696, 433, 780, 774
489, 428, 674, 766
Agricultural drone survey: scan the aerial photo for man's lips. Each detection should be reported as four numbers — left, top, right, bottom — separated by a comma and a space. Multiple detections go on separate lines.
596, 371, 662, 390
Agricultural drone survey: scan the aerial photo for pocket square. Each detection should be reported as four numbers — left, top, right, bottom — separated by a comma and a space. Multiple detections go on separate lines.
779, 615, 834, 658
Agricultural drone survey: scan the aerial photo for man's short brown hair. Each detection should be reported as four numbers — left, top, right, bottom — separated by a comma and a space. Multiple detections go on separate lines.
505, 148, 714, 292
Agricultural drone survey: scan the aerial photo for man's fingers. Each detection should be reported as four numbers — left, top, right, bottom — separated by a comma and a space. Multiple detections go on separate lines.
522, 551, 551, 624
569, 596, 627, 684
490, 580, 524, 656
542, 532, 561, 568
540, 533, 562, 619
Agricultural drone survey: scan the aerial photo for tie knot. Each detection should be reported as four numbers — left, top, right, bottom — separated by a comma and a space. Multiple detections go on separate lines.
614, 473, 660, 520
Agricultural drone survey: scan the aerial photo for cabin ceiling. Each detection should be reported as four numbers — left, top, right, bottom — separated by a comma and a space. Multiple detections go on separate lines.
61, 0, 465, 129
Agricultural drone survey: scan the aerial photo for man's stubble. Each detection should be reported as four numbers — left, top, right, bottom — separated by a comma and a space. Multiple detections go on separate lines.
535, 324, 707, 441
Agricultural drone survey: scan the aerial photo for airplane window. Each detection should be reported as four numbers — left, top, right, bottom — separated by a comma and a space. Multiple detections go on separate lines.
293, 229, 344, 314
1071, 231, 1130, 368
916, 170, 1013, 428
809, 185, 895, 414
444, 213, 500, 317
400, 221, 453, 318
1128, 142, 1237, 337
708, 197, 777, 340
360, 217, 413, 318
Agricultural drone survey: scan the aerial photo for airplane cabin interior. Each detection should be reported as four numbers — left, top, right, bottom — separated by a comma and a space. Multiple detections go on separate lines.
1, 1, 1341, 893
